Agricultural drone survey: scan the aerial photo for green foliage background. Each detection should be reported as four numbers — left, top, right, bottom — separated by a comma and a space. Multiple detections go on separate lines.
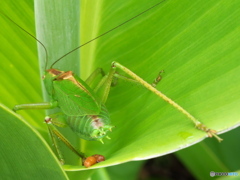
0, 0, 239, 179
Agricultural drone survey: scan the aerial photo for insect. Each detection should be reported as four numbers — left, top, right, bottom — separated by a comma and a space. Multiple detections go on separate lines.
4, 0, 223, 168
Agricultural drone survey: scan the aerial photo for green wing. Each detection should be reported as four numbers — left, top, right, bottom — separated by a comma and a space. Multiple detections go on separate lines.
53, 74, 101, 116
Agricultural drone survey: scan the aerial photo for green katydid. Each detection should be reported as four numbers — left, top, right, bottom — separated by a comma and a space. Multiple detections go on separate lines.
5, 0, 223, 168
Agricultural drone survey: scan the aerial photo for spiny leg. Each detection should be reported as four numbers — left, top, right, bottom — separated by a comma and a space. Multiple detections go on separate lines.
45, 114, 86, 164
46, 124, 65, 164
89, 61, 222, 141
111, 61, 223, 142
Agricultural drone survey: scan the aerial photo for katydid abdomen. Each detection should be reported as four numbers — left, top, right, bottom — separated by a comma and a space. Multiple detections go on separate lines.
47, 103, 113, 142
66, 105, 112, 141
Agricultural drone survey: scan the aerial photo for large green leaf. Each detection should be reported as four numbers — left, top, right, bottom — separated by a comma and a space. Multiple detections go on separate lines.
0, 0, 239, 179
0, 104, 68, 179
79, 0, 240, 170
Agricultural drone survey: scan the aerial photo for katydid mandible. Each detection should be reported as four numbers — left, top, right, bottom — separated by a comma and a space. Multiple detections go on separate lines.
6, 0, 222, 167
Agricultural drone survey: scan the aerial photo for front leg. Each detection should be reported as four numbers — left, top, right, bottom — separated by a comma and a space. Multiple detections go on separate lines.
13, 101, 58, 112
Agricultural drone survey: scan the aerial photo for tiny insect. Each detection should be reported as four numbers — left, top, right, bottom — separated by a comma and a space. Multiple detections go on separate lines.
3, 0, 222, 168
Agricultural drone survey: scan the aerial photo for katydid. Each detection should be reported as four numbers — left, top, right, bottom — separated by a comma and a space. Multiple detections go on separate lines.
4, 0, 223, 168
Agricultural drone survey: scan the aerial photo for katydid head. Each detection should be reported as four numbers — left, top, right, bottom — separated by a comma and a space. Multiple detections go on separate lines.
42, 68, 64, 96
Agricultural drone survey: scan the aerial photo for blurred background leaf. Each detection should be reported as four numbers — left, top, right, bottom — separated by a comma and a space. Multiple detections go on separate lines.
0, 104, 68, 179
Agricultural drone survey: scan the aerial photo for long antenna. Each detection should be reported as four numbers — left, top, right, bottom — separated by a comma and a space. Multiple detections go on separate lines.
1, 13, 49, 70
1, 0, 167, 70
50, 0, 167, 68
